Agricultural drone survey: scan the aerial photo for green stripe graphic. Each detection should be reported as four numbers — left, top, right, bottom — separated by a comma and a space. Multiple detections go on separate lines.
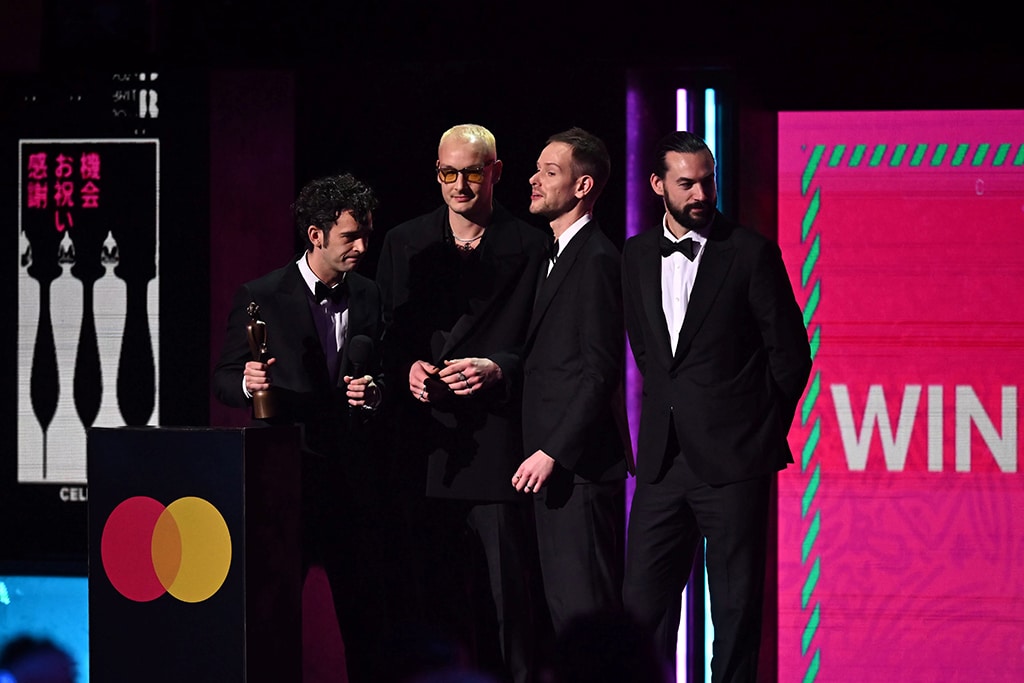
801, 145, 826, 195
868, 144, 887, 166
849, 144, 867, 166
952, 143, 970, 165
909, 143, 928, 166
797, 143, 825, 682
801, 373, 820, 427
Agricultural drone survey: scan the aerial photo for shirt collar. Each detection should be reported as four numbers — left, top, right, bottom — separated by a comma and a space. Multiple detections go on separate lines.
553, 213, 592, 259
296, 252, 344, 299
661, 213, 712, 245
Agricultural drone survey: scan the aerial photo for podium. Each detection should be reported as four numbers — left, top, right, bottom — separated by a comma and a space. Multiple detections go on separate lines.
88, 426, 302, 683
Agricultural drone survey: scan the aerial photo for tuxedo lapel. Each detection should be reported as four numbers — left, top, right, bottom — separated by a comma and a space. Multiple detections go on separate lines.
527, 222, 595, 341
340, 274, 380, 383
273, 262, 343, 386
636, 232, 675, 366
341, 276, 366, 383
672, 223, 735, 366
532, 254, 547, 308
273, 264, 318, 337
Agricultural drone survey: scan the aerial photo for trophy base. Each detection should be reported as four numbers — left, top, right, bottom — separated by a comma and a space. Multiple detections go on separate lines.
251, 390, 276, 420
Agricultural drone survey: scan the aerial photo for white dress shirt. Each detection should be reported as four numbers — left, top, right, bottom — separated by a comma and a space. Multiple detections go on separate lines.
660, 216, 707, 356
297, 253, 349, 354
547, 214, 591, 276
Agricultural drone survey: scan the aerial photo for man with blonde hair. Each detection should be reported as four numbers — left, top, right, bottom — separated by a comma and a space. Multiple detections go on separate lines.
377, 123, 548, 682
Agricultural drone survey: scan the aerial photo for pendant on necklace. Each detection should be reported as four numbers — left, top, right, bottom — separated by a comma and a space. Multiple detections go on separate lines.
452, 230, 483, 253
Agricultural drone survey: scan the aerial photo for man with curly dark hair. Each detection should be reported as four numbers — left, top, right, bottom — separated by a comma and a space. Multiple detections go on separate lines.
213, 171, 384, 455
212, 172, 392, 682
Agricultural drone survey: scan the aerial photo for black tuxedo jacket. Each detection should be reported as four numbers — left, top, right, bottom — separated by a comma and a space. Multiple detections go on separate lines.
522, 219, 633, 487
376, 203, 548, 501
622, 213, 812, 486
211, 260, 386, 459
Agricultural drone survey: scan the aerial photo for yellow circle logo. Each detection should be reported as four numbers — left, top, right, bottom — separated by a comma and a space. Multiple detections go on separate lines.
100, 496, 232, 603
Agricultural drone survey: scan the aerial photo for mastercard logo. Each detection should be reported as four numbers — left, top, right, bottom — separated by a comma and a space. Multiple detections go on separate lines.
100, 496, 232, 603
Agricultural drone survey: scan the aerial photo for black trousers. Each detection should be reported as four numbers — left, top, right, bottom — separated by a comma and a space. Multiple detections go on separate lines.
399, 496, 537, 683
623, 437, 771, 683
533, 476, 625, 638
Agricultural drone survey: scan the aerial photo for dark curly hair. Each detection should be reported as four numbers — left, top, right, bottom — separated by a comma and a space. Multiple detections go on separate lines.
292, 173, 379, 251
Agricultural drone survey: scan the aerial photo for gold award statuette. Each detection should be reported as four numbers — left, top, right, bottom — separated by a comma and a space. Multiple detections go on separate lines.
246, 302, 276, 419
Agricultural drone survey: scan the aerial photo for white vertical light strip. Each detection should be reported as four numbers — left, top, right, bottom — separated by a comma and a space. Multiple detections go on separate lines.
704, 87, 718, 683
675, 86, 689, 683
704, 88, 718, 162
676, 88, 689, 132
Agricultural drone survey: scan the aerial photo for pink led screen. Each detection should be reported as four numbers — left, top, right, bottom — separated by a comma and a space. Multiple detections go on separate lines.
777, 110, 1024, 682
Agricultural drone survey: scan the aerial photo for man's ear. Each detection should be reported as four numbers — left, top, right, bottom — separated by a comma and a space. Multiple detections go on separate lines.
307, 225, 322, 248
575, 174, 595, 199
491, 159, 503, 184
650, 173, 666, 197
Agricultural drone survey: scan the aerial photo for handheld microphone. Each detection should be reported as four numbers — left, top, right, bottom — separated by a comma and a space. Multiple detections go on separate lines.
348, 334, 373, 378
347, 335, 374, 417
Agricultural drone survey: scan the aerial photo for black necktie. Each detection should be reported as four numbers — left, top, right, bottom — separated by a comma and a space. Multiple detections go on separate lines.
548, 231, 559, 263
314, 279, 347, 304
659, 236, 699, 261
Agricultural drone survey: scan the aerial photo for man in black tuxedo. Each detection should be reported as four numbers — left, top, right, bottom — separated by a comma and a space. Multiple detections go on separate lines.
376, 124, 548, 683
621, 131, 812, 682
211, 173, 390, 682
513, 127, 633, 646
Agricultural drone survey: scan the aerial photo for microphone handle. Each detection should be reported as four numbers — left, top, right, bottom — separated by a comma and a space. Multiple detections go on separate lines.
348, 364, 365, 418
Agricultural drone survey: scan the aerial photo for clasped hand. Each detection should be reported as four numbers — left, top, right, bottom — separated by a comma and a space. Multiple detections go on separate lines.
408, 357, 502, 402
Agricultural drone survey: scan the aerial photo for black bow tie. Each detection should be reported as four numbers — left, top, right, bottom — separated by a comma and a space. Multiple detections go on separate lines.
659, 236, 700, 260
314, 279, 347, 304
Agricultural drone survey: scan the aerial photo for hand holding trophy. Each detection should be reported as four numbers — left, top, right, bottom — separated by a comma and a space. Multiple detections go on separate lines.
246, 302, 276, 419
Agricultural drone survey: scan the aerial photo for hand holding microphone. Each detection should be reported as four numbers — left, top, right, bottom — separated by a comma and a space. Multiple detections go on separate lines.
343, 335, 379, 411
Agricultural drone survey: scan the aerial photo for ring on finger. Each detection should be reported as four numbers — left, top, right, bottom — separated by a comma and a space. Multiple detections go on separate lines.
458, 372, 467, 383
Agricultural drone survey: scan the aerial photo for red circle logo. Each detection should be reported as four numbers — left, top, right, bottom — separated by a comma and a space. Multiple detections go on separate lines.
100, 496, 232, 603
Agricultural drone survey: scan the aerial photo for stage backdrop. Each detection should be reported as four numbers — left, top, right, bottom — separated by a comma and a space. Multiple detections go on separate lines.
777, 109, 1024, 681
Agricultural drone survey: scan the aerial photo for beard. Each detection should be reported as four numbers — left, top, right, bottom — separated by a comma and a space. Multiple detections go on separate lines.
667, 197, 715, 232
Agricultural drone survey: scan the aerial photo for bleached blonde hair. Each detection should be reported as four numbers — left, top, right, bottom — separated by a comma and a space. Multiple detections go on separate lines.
438, 123, 497, 159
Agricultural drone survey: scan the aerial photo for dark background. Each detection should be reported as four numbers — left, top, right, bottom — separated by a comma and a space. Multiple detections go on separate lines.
1, 0, 1020, 565
1, 5, 1020, 681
